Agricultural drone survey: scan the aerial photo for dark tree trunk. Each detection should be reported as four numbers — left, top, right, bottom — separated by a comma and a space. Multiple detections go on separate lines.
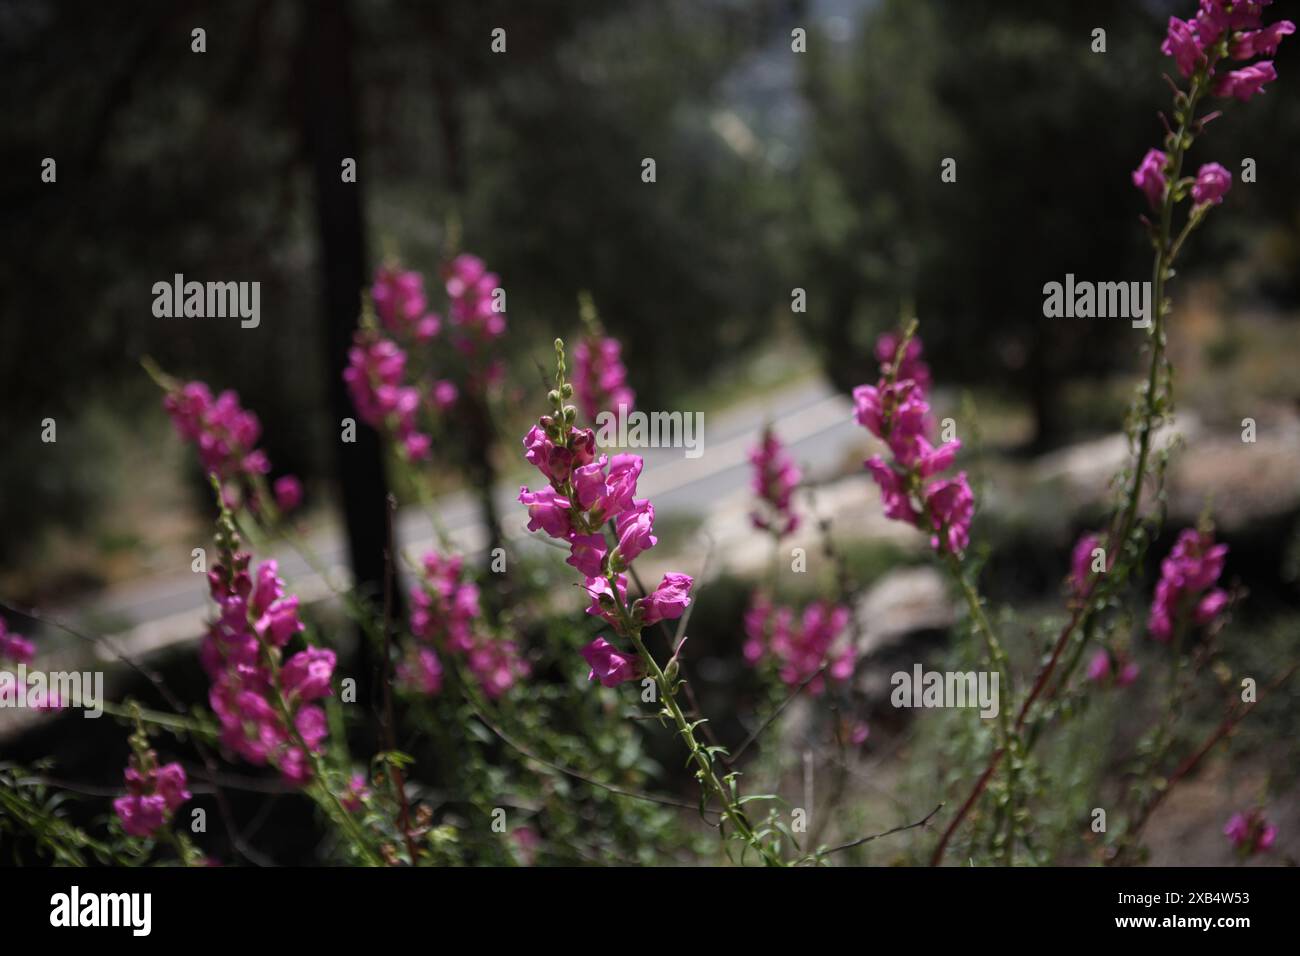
299, 0, 393, 650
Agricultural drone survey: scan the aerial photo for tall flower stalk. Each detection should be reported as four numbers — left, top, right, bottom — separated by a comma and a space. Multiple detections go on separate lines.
518, 339, 783, 865
931, 0, 1293, 864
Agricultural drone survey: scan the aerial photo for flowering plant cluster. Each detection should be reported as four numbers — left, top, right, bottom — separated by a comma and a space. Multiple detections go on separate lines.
344, 334, 436, 462
1148, 528, 1230, 642
748, 426, 801, 537
1224, 809, 1277, 856
113, 744, 190, 839
927, 0, 1292, 866
855, 332, 972, 555
0, 617, 35, 665
516, 340, 808, 865
159, 376, 302, 514
6, 6, 1296, 870
406, 549, 528, 699
443, 253, 508, 360
201, 509, 335, 785
518, 345, 692, 681
344, 255, 507, 464
742, 593, 854, 694
1134, 2, 1293, 219
573, 334, 635, 422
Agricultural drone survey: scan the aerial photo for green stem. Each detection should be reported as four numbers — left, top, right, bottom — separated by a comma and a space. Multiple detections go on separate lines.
626, 626, 782, 866
100, 700, 219, 739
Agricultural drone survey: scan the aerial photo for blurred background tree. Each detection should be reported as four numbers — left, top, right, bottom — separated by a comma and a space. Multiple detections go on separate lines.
794, 0, 1300, 448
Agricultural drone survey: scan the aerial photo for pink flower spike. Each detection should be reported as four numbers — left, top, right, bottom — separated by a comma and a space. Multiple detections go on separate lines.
1147, 529, 1229, 641
397, 646, 444, 696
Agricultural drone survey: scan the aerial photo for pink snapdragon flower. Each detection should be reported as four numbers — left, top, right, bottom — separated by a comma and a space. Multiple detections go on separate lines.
162, 382, 278, 508
372, 266, 442, 341
432, 379, 459, 410
854, 331, 969, 555
924, 474, 975, 554
280, 647, 337, 703
343, 334, 432, 461
1131, 148, 1169, 210
410, 552, 480, 652
1192, 162, 1232, 205
0, 623, 62, 710
1162, 16, 1207, 77
273, 475, 303, 513
1198, 0, 1279, 44
583, 573, 629, 629
201, 551, 333, 784
581, 637, 642, 687
1069, 532, 1102, 597
615, 500, 657, 562
748, 427, 801, 537
1213, 60, 1278, 99
1224, 810, 1277, 855
523, 423, 597, 485
640, 573, 695, 626
1232, 20, 1295, 58
444, 254, 507, 351
0, 619, 35, 665
341, 774, 371, 813
397, 646, 444, 696
1147, 528, 1230, 642
743, 593, 854, 695
874, 331, 932, 393
1085, 649, 1140, 688
409, 549, 528, 698
573, 335, 635, 421
114, 753, 190, 838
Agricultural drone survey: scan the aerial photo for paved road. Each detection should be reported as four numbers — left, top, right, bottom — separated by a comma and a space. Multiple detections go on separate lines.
59, 377, 866, 661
